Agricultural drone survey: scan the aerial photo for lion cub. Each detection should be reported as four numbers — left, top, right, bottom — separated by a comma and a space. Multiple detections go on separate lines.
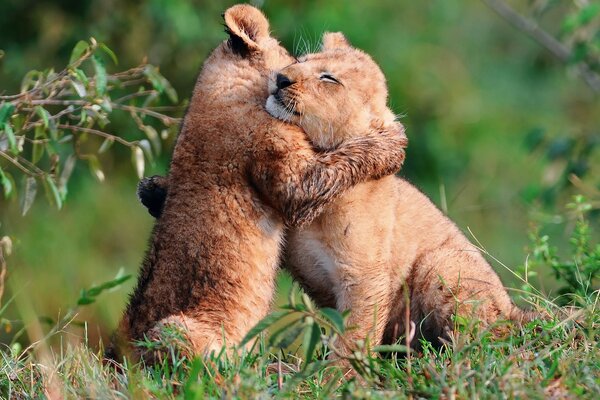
111, 6, 407, 362
267, 33, 535, 354
139, 32, 534, 357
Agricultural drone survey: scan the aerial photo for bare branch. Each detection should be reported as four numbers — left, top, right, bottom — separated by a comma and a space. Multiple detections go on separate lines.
0, 151, 41, 176
110, 104, 181, 125
481, 0, 600, 93
56, 124, 135, 147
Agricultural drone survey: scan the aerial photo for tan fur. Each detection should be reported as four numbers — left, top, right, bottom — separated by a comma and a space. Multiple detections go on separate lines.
276, 33, 534, 354
109, 7, 407, 362
136, 29, 534, 360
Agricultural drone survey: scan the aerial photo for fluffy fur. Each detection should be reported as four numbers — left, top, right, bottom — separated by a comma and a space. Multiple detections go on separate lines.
139, 32, 537, 359
274, 34, 537, 354
109, 6, 408, 362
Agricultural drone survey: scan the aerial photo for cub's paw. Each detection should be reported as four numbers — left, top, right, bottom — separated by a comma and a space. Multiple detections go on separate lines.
137, 175, 168, 218
136, 316, 193, 366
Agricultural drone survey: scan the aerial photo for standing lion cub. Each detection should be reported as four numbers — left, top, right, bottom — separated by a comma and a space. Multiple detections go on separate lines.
111, 6, 407, 362
139, 32, 536, 357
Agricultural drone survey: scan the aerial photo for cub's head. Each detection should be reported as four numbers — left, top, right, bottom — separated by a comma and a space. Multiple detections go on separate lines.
194, 4, 292, 95
266, 32, 398, 149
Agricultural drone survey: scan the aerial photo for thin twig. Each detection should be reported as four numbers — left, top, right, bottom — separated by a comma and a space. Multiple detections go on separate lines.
28, 100, 87, 106
0, 151, 40, 176
113, 90, 157, 104
16, 155, 46, 176
56, 124, 135, 147
111, 103, 181, 124
481, 0, 600, 93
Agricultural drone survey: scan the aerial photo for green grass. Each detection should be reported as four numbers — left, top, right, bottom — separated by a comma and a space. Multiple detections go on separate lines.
0, 290, 598, 399
1, 198, 598, 399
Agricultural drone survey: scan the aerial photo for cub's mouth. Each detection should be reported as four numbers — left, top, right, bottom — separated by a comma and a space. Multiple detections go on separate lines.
265, 89, 301, 122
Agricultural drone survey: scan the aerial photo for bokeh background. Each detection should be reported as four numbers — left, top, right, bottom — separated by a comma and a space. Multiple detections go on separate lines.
0, 0, 598, 348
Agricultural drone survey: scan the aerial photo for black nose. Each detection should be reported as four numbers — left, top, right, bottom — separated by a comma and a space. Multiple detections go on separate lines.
276, 73, 294, 89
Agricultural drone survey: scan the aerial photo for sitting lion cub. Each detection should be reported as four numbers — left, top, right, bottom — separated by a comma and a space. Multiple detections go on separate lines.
269, 33, 537, 354
139, 32, 536, 357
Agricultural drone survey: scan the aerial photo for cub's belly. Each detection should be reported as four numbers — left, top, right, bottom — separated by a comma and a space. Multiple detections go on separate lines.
286, 180, 399, 289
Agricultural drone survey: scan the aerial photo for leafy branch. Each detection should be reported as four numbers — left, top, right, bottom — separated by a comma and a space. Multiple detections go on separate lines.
482, 0, 600, 93
0, 38, 183, 215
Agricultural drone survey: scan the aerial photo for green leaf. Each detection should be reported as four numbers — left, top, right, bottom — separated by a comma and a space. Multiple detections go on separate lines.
44, 175, 62, 210
35, 106, 51, 129
319, 308, 345, 333
0, 107, 18, 154
77, 271, 131, 306
570, 42, 590, 64
0, 167, 14, 198
144, 65, 164, 92
3, 123, 17, 154
99, 97, 112, 113
302, 319, 321, 363
271, 320, 304, 349
74, 68, 89, 85
373, 344, 408, 353
138, 139, 153, 162
20, 70, 40, 93
143, 125, 161, 154
20, 177, 37, 216
32, 126, 46, 164
88, 155, 105, 182
92, 54, 107, 96
98, 137, 114, 154
301, 292, 314, 312
70, 80, 87, 98
132, 146, 145, 179
99, 43, 118, 65
576, 4, 600, 26
77, 297, 95, 306
563, 4, 600, 33
144, 65, 178, 103
69, 40, 89, 65
267, 317, 301, 347
0, 103, 15, 126
240, 310, 290, 347
59, 155, 76, 200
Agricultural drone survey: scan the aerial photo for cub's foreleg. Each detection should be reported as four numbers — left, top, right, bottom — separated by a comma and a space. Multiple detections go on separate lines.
333, 263, 394, 357
251, 124, 407, 227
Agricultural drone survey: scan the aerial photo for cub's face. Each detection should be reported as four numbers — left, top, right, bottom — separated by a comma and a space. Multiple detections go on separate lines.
266, 32, 396, 150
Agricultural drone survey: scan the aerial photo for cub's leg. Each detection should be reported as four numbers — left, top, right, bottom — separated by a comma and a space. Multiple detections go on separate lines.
403, 245, 526, 346
137, 124, 407, 229
333, 263, 394, 357
250, 124, 407, 227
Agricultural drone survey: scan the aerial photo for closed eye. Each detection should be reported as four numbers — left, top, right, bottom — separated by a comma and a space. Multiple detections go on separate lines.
320, 73, 342, 85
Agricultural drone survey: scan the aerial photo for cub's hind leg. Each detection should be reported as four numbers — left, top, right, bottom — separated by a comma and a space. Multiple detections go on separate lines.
404, 244, 522, 346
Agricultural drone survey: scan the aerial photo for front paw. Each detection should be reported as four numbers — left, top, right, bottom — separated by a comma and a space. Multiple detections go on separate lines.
137, 175, 168, 218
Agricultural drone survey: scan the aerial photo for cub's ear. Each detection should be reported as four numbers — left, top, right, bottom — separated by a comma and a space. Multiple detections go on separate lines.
321, 32, 352, 51
223, 4, 270, 54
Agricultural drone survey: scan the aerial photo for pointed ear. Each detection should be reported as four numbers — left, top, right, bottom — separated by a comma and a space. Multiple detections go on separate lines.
321, 32, 351, 51
223, 5, 270, 53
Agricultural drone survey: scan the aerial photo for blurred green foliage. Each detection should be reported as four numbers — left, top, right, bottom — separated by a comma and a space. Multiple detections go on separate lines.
0, 0, 599, 347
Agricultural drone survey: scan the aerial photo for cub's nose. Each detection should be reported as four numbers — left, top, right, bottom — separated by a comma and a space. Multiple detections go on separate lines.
276, 73, 294, 89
